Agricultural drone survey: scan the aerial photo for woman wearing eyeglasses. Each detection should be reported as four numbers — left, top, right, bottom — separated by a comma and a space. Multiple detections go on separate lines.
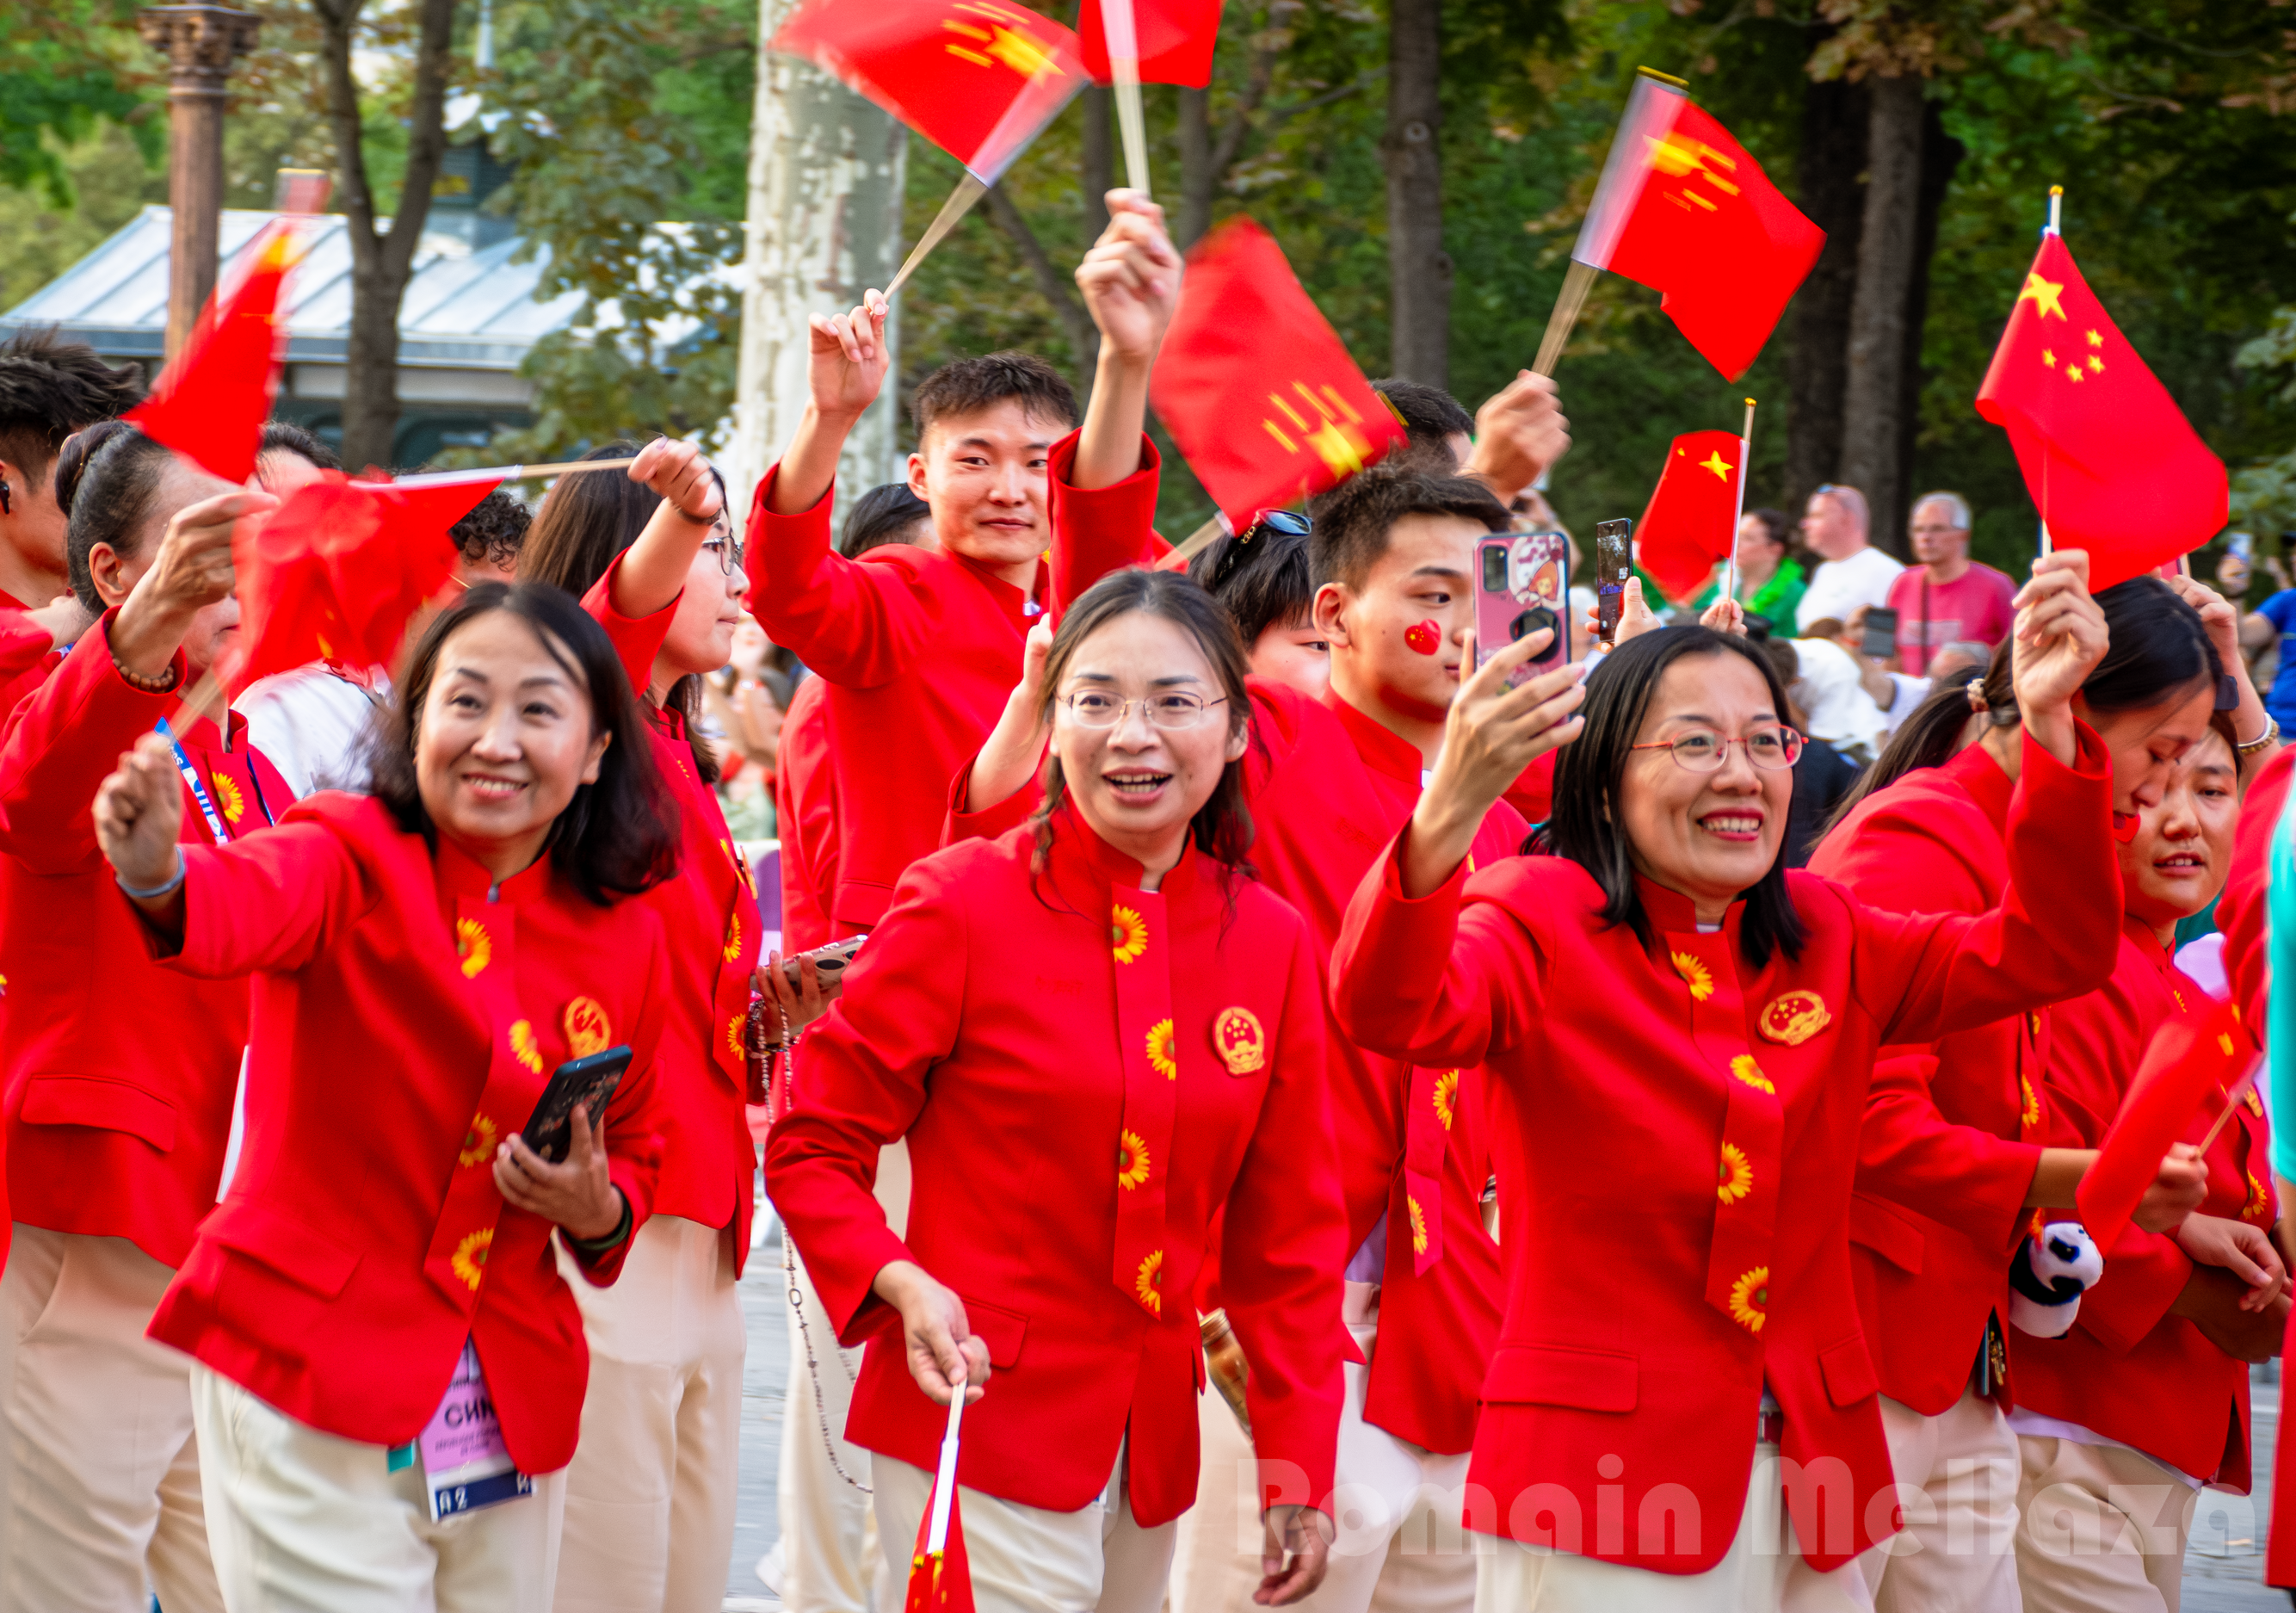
767, 568, 1349, 1612
1330, 554, 2128, 1610
519, 440, 764, 1613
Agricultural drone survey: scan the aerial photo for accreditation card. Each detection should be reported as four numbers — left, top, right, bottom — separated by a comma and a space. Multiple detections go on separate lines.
418, 1338, 533, 1522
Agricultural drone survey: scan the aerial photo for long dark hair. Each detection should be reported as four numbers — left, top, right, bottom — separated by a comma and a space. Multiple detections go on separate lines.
63, 423, 175, 612
368, 583, 679, 905
1543, 627, 1805, 969
1030, 569, 1256, 875
516, 441, 719, 785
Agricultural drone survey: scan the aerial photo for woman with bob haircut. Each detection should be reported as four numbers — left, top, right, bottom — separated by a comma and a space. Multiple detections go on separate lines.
766, 567, 1349, 1612
90, 582, 680, 1613
1330, 553, 2132, 1610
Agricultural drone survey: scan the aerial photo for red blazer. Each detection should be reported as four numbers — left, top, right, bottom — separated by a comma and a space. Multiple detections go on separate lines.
583, 561, 764, 1263
1808, 743, 2051, 1415
0, 617, 291, 1268
1328, 726, 2120, 1574
774, 673, 836, 955
744, 432, 1163, 932
2013, 920, 2274, 1490
146, 794, 670, 1474
942, 680, 1523, 1456
764, 809, 1348, 1528
2215, 745, 2290, 1029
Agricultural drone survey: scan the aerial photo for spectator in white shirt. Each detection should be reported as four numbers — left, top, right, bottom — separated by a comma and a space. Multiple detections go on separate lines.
1794, 482, 1904, 632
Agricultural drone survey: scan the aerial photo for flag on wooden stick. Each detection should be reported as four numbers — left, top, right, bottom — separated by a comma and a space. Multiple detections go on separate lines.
1078, 0, 1221, 88
127, 221, 301, 484
902, 1386, 975, 1613
2077, 998, 2255, 1250
1637, 429, 1744, 603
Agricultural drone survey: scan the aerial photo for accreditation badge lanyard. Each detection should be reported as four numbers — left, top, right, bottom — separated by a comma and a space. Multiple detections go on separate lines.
155, 718, 229, 847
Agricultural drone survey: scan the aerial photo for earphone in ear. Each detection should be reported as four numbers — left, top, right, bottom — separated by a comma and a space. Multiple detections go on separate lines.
0, 480, 10, 515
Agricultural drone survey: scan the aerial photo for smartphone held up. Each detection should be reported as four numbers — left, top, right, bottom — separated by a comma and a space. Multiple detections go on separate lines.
1594, 519, 1633, 647
1475, 531, 1571, 687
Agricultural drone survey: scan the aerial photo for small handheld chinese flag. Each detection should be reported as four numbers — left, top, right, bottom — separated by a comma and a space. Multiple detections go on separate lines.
231, 473, 502, 695
2077, 998, 2255, 1250
1571, 73, 1823, 382
127, 222, 300, 485
1151, 217, 1408, 533
1976, 233, 2228, 590
1078, 0, 1221, 88
772, 0, 1086, 183
1637, 430, 1743, 603
903, 1386, 975, 1613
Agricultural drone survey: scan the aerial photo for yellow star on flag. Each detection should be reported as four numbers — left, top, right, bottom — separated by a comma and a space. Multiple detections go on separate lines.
2088, 355, 2103, 374
2041, 349, 2055, 368
1697, 450, 1731, 480
2086, 329, 2103, 349
2018, 273, 2068, 320
2065, 364, 2083, 382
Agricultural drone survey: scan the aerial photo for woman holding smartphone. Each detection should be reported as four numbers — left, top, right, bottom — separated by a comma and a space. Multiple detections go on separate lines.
91, 584, 677, 1612
1330, 554, 2131, 1609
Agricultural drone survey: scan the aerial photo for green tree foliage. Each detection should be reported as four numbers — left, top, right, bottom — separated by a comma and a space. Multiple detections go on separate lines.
0, 1, 156, 208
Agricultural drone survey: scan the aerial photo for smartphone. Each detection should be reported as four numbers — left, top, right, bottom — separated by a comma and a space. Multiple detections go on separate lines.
778, 935, 862, 993
522, 1045, 633, 1164
1476, 531, 1570, 687
1594, 519, 1633, 646
1860, 606, 1900, 661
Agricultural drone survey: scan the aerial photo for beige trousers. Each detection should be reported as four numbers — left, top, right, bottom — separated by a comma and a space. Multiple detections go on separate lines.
773, 1139, 910, 1613
2014, 1435, 2200, 1613
190, 1362, 567, 1612
1475, 1445, 1879, 1613
0, 1223, 221, 1613
1867, 1391, 2021, 1613
552, 1214, 746, 1613
1171, 1297, 1474, 1613
873, 1452, 1176, 1613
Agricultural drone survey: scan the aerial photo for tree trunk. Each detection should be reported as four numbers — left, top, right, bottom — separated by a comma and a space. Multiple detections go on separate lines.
1837, 72, 1924, 560
1784, 72, 1866, 520
1080, 86, 1114, 242
1177, 86, 1212, 250
1894, 101, 1962, 531
1382, 0, 1447, 386
732, 0, 906, 524
315, 0, 458, 472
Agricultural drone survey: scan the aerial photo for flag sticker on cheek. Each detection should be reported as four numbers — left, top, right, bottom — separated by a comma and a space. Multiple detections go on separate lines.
1404, 621, 1441, 657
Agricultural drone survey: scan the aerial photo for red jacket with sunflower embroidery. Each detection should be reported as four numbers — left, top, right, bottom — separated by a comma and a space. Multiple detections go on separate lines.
2011, 918, 2274, 1492
582, 559, 764, 1264
145, 793, 670, 1474
0, 614, 292, 1269
1807, 742, 2054, 1416
1329, 725, 2121, 1575
775, 672, 836, 955
744, 432, 1166, 936
763, 807, 1348, 1527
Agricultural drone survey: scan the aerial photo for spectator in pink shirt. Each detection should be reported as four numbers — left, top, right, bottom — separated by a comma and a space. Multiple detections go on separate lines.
1886, 490, 2017, 674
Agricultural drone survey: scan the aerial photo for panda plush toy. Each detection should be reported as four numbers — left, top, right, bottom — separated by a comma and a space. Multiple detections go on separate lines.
2008, 1222, 2104, 1338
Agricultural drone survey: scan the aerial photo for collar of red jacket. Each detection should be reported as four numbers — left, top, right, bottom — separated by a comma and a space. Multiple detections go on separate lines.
1046, 799, 1205, 901
1635, 873, 1746, 949
946, 544, 1050, 617
431, 829, 558, 908
1323, 687, 1423, 787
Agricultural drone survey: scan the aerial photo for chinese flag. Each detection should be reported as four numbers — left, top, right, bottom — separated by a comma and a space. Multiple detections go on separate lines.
1078, 0, 1221, 89
231, 473, 501, 694
1572, 75, 1822, 382
1637, 430, 1743, 603
772, 0, 1086, 183
902, 1476, 976, 1613
1976, 234, 2228, 590
1151, 218, 1409, 532
2076, 998, 2254, 1250
127, 222, 299, 485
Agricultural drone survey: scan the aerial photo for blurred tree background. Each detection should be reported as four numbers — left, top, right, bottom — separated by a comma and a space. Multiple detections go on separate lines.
2, 0, 2293, 584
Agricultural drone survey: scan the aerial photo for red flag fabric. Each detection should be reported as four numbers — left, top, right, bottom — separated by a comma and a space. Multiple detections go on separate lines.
1078, 0, 1221, 88
1151, 218, 1409, 532
1976, 233, 2229, 590
1637, 429, 1744, 603
772, 0, 1086, 182
126, 223, 299, 484
231, 473, 501, 695
1572, 76, 1823, 383
2076, 998, 2254, 1250
902, 1473, 976, 1613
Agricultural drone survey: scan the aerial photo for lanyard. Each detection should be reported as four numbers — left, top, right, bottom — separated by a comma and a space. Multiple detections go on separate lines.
156, 718, 230, 847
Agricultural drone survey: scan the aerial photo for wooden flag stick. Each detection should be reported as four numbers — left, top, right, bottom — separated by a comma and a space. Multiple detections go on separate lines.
886, 172, 991, 303
1166, 514, 1228, 567
396, 457, 637, 488
1533, 261, 1598, 376
1724, 396, 1756, 605
926, 1376, 966, 1554
1104, 0, 1151, 196
2047, 182, 2064, 237
2195, 1064, 2258, 1157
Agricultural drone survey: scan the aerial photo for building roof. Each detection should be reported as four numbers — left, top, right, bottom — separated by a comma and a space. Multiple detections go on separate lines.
0, 207, 585, 371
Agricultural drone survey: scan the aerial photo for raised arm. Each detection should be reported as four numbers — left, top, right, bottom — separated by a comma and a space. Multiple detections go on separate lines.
597, 439, 727, 628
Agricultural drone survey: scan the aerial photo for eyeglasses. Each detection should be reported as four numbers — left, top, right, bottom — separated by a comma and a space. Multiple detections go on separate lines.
1063, 690, 1229, 732
1630, 727, 1804, 772
702, 534, 744, 577
1207, 509, 1312, 590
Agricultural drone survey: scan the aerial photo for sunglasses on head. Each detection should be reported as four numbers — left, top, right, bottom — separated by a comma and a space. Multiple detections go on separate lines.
1207, 508, 1312, 590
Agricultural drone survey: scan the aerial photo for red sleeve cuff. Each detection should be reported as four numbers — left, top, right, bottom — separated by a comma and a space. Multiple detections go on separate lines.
942, 759, 1040, 849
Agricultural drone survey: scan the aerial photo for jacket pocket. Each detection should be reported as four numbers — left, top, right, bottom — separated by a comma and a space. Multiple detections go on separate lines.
961, 1295, 1028, 1369
1819, 1332, 1879, 1407
206, 1202, 362, 1299
1848, 1192, 1924, 1275
1481, 1344, 1638, 1412
21, 1073, 176, 1153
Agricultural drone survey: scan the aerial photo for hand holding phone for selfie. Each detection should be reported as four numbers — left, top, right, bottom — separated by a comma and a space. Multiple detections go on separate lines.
1476, 531, 1571, 687
1595, 518, 1633, 646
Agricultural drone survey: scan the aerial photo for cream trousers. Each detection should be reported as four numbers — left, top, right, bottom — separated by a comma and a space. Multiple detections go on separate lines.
1867, 1390, 2021, 1613
2015, 1434, 2211, 1613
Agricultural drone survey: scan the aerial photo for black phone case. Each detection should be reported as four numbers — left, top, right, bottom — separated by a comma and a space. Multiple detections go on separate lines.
522, 1046, 633, 1165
